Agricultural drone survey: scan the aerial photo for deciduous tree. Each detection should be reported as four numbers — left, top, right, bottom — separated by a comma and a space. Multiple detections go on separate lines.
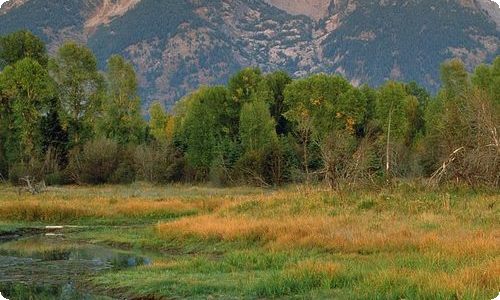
98, 55, 145, 144
0, 30, 48, 68
49, 42, 104, 148
0, 58, 54, 166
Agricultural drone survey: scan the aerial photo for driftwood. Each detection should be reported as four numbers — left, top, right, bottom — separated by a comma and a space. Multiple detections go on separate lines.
18, 176, 46, 195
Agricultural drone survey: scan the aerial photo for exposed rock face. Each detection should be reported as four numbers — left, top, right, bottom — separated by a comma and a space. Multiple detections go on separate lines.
478, 0, 500, 28
264, 0, 332, 20
0, 0, 499, 108
84, 0, 141, 33
0, 0, 29, 14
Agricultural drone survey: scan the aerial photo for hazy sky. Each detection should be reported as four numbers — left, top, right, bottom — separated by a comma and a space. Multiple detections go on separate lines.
0, 0, 499, 11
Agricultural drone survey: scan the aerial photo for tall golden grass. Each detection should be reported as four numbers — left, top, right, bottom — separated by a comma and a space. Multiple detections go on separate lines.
157, 214, 499, 258
154, 186, 499, 297
0, 196, 236, 222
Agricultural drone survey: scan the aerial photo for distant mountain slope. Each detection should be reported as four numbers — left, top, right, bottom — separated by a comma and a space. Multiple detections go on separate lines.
1, 0, 499, 108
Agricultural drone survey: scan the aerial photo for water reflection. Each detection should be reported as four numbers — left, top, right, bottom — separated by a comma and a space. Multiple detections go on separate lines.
0, 234, 152, 299
0, 282, 112, 300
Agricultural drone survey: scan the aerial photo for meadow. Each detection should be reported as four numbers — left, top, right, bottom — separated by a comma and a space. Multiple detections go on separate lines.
0, 183, 498, 299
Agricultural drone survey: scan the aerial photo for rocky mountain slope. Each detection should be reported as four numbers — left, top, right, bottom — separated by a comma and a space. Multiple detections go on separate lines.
1, 0, 499, 108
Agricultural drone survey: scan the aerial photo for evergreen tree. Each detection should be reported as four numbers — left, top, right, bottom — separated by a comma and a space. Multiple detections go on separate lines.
262, 71, 292, 135
39, 97, 69, 169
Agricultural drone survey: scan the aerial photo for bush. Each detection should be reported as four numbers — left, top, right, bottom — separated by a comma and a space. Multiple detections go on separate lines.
110, 146, 136, 184
209, 154, 229, 187
134, 143, 185, 184
44, 171, 69, 186
8, 163, 30, 185
110, 161, 136, 184
8, 162, 44, 186
234, 150, 267, 186
67, 138, 119, 184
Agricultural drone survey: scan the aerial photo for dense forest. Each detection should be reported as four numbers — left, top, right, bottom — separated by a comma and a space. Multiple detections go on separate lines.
0, 30, 498, 188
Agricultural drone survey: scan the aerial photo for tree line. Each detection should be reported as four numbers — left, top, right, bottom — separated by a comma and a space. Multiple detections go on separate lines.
0, 30, 498, 187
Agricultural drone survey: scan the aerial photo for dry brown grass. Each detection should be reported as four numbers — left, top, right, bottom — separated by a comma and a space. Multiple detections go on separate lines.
0, 193, 239, 222
157, 214, 499, 258
0, 183, 275, 223
0, 198, 198, 222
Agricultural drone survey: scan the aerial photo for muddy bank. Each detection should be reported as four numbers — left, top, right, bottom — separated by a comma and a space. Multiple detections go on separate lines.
0, 228, 44, 243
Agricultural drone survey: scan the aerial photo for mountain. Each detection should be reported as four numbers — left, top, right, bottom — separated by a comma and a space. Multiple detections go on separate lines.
1, 0, 499, 108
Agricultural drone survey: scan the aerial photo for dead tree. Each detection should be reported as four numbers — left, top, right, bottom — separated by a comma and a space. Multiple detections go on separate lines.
428, 147, 465, 185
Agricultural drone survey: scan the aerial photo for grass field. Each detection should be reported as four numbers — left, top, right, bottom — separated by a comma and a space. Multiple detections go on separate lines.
0, 183, 498, 299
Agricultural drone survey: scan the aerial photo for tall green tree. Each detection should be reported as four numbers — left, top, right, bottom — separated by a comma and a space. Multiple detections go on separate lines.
0, 58, 54, 166
228, 67, 264, 104
491, 57, 500, 106
0, 30, 48, 69
182, 96, 216, 177
39, 97, 69, 169
426, 59, 473, 161
405, 81, 429, 139
375, 81, 412, 177
239, 99, 277, 153
423, 57, 500, 186
0, 71, 11, 177
440, 59, 469, 100
472, 57, 500, 106
284, 74, 364, 182
49, 42, 104, 148
180, 86, 232, 178
149, 101, 169, 142
98, 55, 145, 144
262, 71, 292, 135
225, 68, 266, 137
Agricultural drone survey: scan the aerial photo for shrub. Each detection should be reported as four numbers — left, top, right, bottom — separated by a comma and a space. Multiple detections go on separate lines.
8, 162, 44, 186
67, 138, 119, 184
134, 143, 185, 184
44, 171, 69, 186
110, 146, 136, 184
234, 150, 268, 186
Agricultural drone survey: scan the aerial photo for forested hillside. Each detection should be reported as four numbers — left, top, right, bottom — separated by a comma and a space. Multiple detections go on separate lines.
0, 0, 498, 107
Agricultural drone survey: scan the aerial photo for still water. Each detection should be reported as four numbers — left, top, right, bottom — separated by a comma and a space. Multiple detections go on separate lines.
0, 231, 151, 300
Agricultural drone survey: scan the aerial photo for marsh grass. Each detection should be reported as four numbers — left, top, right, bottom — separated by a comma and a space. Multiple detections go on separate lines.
151, 186, 499, 298
0, 238, 77, 259
1, 183, 498, 298
0, 183, 266, 223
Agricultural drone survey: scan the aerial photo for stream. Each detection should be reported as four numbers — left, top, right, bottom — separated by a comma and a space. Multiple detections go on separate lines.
0, 228, 152, 300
